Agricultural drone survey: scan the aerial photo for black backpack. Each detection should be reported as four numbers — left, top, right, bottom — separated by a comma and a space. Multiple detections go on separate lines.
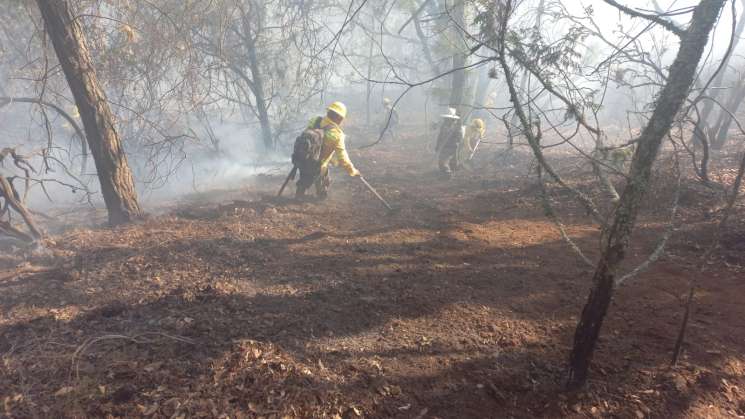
292, 117, 325, 168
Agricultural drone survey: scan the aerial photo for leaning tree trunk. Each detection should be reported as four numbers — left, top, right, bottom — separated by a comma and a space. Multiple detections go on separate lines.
36, 0, 142, 226
567, 0, 726, 389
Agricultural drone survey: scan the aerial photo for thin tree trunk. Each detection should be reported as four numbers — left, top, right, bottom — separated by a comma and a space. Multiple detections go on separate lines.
245, 35, 273, 151
509, 0, 545, 135
698, 0, 745, 122
36, 0, 142, 226
673, 149, 745, 364
671, 284, 695, 365
238, 2, 273, 152
470, 67, 492, 120
711, 74, 745, 149
413, 12, 440, 76
366, 14, 375, 128
567, 0, 725, 389
692, 0, 745, 150
448, 0, 467, 114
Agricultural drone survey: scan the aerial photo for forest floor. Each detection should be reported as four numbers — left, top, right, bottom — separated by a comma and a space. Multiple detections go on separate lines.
1, 129, 745, 418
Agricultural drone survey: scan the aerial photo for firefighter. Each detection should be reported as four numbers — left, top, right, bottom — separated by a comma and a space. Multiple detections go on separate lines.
298, 101, 360, 199
435, 108, 464, 178
464, 118, 485, 156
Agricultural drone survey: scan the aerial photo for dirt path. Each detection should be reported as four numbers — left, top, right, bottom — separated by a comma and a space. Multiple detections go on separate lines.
1, 133, 744, 418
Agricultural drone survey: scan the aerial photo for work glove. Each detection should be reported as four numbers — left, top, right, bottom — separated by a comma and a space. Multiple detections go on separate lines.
350, 168, 361, 177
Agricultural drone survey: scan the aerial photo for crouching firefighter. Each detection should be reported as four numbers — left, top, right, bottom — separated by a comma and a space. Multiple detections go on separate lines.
435, 107, 465, 179
292, 102, 360, 199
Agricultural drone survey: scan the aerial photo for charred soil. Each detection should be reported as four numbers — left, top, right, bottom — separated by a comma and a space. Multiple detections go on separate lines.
1, 132, 744, 418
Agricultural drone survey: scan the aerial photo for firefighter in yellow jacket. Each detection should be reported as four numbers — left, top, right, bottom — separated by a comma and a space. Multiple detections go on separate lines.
300, 102, 360, 199
464, 118, 485, 155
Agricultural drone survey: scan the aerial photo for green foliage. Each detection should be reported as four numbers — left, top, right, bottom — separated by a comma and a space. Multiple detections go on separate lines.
508, 25, 588, 79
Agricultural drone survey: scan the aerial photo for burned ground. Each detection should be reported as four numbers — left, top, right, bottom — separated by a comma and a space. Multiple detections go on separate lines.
1, 133, 744, 418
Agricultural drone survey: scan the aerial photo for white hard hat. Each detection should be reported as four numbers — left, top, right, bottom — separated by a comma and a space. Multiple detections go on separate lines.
440, 107, 460, 119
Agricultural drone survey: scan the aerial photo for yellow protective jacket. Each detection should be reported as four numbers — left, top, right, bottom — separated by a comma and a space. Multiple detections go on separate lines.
308, 116, 357, 175
464, 125, 485, 153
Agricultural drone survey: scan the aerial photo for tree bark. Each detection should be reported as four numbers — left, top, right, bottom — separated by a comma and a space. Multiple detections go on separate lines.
447, 0, 467, 115
36, 0, 142, 226
567, 0, 725, 389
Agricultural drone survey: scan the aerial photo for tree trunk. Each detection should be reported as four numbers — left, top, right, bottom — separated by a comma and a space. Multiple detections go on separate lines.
567, 0, 725, 389
692, 0, 745, 150
447, 0, 467, 115
239, 7, 273, 152
366, 14, 375, 128
698, 0, 745, 122
413, 10, 441, 77
711, 73, 745, 149
508, 0, 544, 135
245, 36, 273, 151
470, 67, 492, 120
36, 0, 142, 226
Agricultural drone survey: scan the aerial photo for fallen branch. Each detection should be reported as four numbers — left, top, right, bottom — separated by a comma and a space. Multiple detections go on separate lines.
0, 174, 43, 240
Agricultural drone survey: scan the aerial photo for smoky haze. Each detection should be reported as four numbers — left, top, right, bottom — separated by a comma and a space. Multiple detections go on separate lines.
0, 0, 742, 213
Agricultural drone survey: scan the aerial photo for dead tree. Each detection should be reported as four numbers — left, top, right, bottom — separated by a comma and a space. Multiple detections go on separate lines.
567, 0, 726, 388
35, 0, 142, 226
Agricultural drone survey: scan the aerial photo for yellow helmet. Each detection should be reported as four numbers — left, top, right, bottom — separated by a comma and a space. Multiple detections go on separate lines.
383, 97, 391, 105
327, 101, 347, 119
472, 118, 485, 130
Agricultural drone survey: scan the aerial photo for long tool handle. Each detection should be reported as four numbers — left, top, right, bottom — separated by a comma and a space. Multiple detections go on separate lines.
359, 176, 394, 211
277, 166, 297, 197
469, 137, 482, 161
